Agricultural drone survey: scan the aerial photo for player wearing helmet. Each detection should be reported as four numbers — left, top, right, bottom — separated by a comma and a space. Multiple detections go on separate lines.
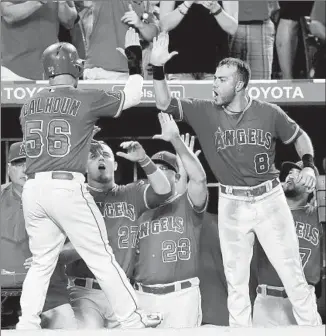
16, 28, 170, 330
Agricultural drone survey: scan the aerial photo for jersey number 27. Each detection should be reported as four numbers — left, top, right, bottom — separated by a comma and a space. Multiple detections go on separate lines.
25, 119, 71, 158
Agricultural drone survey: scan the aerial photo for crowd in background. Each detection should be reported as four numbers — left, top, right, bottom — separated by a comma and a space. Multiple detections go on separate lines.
1, 0, 325, 81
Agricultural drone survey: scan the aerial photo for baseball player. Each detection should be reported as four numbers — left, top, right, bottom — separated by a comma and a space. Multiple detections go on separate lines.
1, 142, 77, 329
133, 113, 208, 328
149, 32, 322, 327
17, 28, 164, 330
63, 139, 171, 329
253, 161, 322, 326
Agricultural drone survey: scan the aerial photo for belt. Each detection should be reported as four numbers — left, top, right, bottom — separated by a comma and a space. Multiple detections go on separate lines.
220, 179, 279, 197
257, 285, 288, 298
27, 172, 74, 180
73, 278, 101, 290
239, 20, 266, 25
134, 281, 192, 295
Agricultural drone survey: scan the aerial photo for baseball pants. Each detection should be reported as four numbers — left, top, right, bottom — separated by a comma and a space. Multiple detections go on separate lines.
68, 278, 120, 329
135, 277, 202, 328
218, 180, 322, 327
16, 172, 143, 330
41, 303, 77, 329
252, 285, 318, 327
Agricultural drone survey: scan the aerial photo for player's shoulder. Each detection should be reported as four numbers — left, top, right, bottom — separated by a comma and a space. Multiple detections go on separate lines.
1, 183, 12, 197
181, 97, 215, 106
124, 180, 148, 192
251, 98, 283, 113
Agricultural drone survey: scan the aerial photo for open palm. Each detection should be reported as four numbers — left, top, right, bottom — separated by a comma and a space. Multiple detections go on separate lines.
150, 32, 178, 66
153, 113, 180, 142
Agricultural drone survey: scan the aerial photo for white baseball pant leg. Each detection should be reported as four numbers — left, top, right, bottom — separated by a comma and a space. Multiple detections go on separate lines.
254, 186, 322, 326
17, 173, 144, 330
218, 191, 256, 327
135, 278, 202, 328
253, 293, 296, 326
41, 303, 78, 329
69, 283, 120, 329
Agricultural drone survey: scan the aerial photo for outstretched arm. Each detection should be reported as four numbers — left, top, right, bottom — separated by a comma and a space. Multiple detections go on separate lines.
118, 28, 144, 110
1, 1, 44, 24
116, 141, 171, 196
121, 4, 159, 42
150, 32, 179, 111
160, 1, 194, 32
58, 1, 77, 30
154, 113, 207, 209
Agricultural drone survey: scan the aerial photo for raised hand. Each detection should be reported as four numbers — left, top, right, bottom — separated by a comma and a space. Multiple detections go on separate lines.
176, 133, 201, 172
117, 27, 140, 57
181, 133, 201, 157
116, 141, 146, 162
198, 1, 221, 13
296, 167, 316, 193
92, 125, 101, 139
150, 32, 178, 66
153, 112, 180, 142
121, 4, 142, 29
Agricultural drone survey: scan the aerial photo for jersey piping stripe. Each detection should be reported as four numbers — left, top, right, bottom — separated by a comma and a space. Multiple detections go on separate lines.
186, 189, 209, 214
79, 184, 145, 325
176, 98, 184, 121
143, 184, 150, 209
113, 90, 125, 119
283, 125, 300, 145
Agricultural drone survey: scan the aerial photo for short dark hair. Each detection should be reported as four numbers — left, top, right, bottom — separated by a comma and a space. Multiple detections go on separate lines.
218, 58, 251, 89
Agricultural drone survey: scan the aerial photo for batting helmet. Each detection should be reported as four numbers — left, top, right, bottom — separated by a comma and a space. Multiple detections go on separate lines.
42, 42, 84, 79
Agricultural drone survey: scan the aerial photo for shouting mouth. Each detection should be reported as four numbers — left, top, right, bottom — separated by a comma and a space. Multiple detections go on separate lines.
98, 163, 106, 171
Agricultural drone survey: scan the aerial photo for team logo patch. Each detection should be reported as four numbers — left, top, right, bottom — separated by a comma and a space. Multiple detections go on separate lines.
19, 143, 26, 156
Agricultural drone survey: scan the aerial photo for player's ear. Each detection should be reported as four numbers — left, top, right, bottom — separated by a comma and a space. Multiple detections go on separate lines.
235, 81, 244, 92
175, 173, 180, 182
114, 161, 118, 171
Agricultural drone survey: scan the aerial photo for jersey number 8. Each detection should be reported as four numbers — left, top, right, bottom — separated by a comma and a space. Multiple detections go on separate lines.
162, 238, 191, 263
25, 119, 71, 158
254, 153, 270, 174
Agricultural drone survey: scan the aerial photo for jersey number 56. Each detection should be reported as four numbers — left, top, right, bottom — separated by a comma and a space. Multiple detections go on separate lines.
24, 119, 71, 158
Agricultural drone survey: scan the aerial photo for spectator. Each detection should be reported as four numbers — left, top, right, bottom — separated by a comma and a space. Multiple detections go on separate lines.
160, 1, 238, 80
70, 1, 94, 60
309, 1, 326, 79
1, 1, 77, 80
1, 142, 77, 329
84, 0, 159, 80
275, 1, 314, 79
229, 1, 279, 80
142, 1, 161, 80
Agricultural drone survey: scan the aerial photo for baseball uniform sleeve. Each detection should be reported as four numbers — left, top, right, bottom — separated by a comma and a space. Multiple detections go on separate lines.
132, 180, 169, 213
273, 105, 301, 144
90, 90, 125, 118
186, 189, 209, 215
163, 98, 211, 125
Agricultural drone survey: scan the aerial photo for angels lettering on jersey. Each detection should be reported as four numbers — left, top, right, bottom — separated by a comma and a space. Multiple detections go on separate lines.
214, 127, 272, 152
96, 200, 137, 222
